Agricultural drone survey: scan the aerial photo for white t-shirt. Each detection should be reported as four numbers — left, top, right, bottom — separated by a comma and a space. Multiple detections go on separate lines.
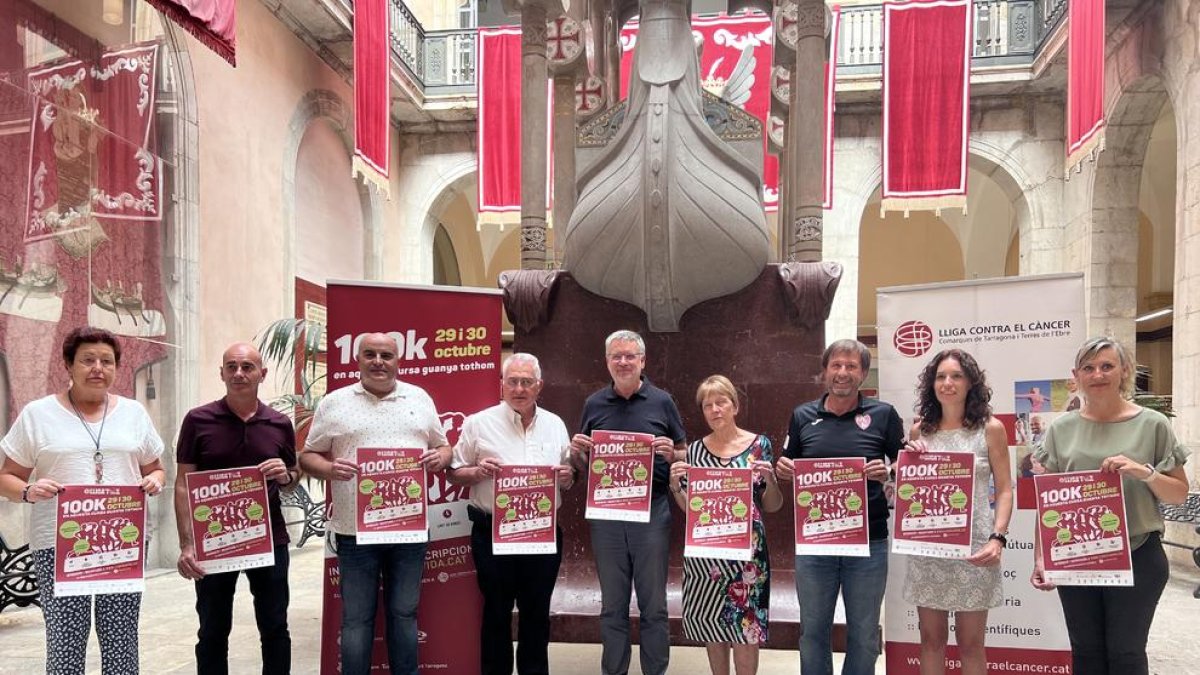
2, 394, 165, 551
303, 381, 448, 536
451, 402, 570, 513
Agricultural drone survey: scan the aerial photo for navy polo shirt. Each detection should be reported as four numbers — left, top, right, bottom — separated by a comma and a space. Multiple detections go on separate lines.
783, 394, 904, 541
579, 377, 687, 496
177, 398, 298, 545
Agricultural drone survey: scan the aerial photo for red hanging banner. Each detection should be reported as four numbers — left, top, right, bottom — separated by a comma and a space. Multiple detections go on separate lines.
353, 0, 390, 197
146, 0, 236, 66
1066, 0, 1105, 173
881, 0, 972, 216
476, 28, 523, 227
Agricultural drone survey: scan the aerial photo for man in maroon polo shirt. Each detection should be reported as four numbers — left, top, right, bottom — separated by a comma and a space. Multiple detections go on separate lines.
173, 342, 297, 675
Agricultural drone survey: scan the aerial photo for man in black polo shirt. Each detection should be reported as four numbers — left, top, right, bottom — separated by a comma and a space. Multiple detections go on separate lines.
777, 339, 903, 675
569, 330, 686, 675
173, 342, 297, 675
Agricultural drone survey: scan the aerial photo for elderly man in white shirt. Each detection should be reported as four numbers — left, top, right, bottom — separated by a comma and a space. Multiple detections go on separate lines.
448, 353, 574, 675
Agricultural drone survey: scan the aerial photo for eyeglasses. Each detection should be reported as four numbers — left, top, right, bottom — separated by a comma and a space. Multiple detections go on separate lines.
606, 353, 643, 363
76, 356, 117, 369
503, 377, 538, 389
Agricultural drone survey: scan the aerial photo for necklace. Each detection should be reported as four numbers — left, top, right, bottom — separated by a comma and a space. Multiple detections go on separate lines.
68, 390, 109, 484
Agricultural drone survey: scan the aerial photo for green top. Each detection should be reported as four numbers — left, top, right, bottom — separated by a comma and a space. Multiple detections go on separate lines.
1035, 407, 1188, 549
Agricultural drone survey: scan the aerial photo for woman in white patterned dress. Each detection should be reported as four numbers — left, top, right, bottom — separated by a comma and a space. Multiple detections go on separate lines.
902, 349, 1013, 675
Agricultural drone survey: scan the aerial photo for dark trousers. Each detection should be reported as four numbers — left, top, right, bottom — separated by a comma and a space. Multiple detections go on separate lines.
195, 545, 292, 675
1056, 532, 1169, 675
468, 506, 563, 675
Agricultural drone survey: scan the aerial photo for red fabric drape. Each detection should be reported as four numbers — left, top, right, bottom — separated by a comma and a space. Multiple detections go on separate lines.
619, 13, 779, 211
145, 0, 235, 66
1067, 0, 1105, 172
91, 44, 161, 223
353, 0, 390, 197
882, 0, 972, 215
822, 5, 842, 210
476, 28, 522, 226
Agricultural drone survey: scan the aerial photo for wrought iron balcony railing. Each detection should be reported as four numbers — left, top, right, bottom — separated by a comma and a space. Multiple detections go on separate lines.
388, 0, 476, 94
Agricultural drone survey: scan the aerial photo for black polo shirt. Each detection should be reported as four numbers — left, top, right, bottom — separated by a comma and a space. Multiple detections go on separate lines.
783, 394, 904, 541
579, 377, 687, 497
177, 398, 297, 545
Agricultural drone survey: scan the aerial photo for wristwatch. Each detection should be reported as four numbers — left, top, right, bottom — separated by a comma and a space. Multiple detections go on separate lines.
988, 532, 1008, 548
1140, 463, 1158, 482
21, 484, 33, 503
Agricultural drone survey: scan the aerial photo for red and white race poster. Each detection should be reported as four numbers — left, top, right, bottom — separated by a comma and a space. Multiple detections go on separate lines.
793, 458, 870, 556
492, 465, 557, 555
1035, 470, 1133, 586
355, 447, 428, 544
684, 466, 753, 560
892, 452, 976, 558
186, 467, 274, 574
54, 485, 146, 596
585, 430, 654, 522
321, 281, 499, 674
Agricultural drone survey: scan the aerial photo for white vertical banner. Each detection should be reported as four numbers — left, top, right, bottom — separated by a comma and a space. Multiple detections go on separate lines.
877, 274, 1083, 674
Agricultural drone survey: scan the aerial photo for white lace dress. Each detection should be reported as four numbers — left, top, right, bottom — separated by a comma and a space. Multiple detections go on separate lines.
902, 426, 1003, 611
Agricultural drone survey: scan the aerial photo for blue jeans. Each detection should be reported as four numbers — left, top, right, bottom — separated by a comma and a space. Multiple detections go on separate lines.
794, 538, 888, 675
336, 534, 427, 675
590, 494, 672, 675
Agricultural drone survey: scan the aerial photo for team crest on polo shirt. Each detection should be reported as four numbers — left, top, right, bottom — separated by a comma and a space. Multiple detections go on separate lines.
855, 413, 871, 430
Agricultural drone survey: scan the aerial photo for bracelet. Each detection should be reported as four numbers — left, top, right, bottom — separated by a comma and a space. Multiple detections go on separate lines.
21, 484, 33, 503
280, 470, 294, 486
988, 532, 1008, 548
1140, 463, 1158, 483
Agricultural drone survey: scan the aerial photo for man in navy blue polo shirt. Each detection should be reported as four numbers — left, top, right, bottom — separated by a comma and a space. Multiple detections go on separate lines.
777, 339, 904, 675
173, 342, 297, 675
569, 330, 686, 675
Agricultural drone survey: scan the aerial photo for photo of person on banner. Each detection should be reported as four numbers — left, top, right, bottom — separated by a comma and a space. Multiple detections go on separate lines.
300, 332, 452, 675
668, 375, 783, 675
901, 349, 1012, 675
0, 326, 166, 674
447, 352, 574, 675
1031, 337, 1188, 675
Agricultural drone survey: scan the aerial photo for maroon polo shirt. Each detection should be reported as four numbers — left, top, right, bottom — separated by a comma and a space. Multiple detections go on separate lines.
176, 398, 297, 545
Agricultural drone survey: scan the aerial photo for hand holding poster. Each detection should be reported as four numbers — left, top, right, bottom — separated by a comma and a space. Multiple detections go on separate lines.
585, 431, 654, 522
1034, 470, 1132, 586
892, 451, 975, 558
54, 485, 147, 596
794, 458, 870, 556
493, 465, 558, 554
356, 447, 428, 544
186, 467, 274, 574
684, 466, 753, 561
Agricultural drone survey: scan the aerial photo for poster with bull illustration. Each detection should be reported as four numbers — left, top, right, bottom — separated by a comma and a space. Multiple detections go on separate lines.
684, 466, 754, 560
585, 430, 655, 522
54, 485, 146, 596
186, 467, 274, 574
492, 465, 557, 554
891, 451, 976, 558
355, 447, 428, 544
1034, 470, 1132, 586
793, 457, 870, 556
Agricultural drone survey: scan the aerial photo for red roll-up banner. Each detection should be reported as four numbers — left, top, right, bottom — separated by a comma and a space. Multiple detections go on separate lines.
319, 281, 500, 674
1066, 0, 1106, 173
353, 0, 391, 197
881, 0, 972, 216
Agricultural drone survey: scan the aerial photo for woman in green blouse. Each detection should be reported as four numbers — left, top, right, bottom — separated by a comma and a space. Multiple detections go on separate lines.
1031, 337, 1188, 675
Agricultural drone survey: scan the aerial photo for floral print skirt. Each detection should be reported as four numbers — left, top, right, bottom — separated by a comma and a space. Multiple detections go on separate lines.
682, 522, 770, 644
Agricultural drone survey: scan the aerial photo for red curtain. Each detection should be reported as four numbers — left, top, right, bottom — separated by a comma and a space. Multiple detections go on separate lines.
1067, 0, 1105, 172
882, 0, 972, 215
145, 0, 236, 66
476, 28, 523, 226
352, 0, 390, 197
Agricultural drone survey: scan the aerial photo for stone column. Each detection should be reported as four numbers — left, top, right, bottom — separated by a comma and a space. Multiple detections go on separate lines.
788, 0, 827, 262
605, 12, 622, 111
520, 1, 550, 269
552, 73, 577, 262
